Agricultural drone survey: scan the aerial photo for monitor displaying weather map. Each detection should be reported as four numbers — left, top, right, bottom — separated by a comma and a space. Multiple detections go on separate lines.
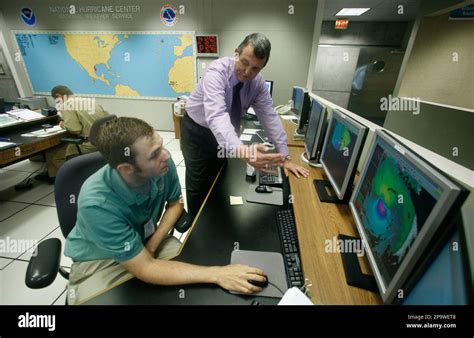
352, 135, 442, 288
320, 116, 357, 191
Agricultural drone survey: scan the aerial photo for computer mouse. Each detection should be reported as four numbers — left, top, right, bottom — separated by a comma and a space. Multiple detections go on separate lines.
255, 185, 273, 193
248, 276, 269, 288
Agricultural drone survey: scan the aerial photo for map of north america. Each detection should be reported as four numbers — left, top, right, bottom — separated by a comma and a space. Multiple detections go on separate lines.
15, 32, 196, 99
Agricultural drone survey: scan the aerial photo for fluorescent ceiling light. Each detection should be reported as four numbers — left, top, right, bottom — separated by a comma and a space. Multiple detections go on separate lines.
335, 8, 371, 16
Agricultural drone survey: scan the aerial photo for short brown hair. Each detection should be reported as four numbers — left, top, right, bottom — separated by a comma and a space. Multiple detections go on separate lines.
51, 85, 74, 98
96, 117, 154, 168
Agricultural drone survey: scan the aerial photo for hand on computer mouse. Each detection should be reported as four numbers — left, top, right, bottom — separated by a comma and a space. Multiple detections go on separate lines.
255, 185, 273, 193
248, 276, 269, 289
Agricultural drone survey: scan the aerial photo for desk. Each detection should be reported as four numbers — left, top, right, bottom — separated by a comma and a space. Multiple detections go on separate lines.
85, 159, 290, 305
280, 118, 304, 148
0, 115, 64, 169
287, 147, 381, 305
83, 124, 381, 305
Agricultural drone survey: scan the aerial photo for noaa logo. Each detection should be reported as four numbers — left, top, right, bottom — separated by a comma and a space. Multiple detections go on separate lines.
160, 5, 178, 26
20, 7, 36, 26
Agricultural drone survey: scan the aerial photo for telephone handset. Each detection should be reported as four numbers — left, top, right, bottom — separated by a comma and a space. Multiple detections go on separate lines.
275, 104, 291, 115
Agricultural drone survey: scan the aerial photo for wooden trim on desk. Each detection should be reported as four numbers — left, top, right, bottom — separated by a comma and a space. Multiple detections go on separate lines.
288, 147, 382, 305
0, 133, 65, 168
177, 164, 225, 254
281, 118, 304, 148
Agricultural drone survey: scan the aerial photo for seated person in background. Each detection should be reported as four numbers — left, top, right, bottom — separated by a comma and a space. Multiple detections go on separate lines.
36, 85, 109, 183
64, 117, 267, 305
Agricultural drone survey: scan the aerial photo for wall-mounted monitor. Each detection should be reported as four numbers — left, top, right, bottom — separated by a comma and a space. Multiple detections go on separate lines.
349, 129, 469, 303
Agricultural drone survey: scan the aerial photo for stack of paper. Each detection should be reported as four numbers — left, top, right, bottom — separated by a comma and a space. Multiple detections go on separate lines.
7, 109, 44, 121
0, 114, 20, 127
21, 125, 64, 137
278, 287, 314, 305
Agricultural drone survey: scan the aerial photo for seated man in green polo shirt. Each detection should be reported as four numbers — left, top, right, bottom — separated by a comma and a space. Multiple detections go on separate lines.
64, 117, 267, 305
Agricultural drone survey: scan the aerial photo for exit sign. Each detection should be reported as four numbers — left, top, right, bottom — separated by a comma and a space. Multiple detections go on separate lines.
335, 19, 349, 29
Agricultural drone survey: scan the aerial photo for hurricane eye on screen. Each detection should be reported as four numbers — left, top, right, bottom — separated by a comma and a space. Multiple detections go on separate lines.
353, 139, 440, 287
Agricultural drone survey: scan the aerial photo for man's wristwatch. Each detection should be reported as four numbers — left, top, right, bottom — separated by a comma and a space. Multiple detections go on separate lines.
284, 155, 292, 161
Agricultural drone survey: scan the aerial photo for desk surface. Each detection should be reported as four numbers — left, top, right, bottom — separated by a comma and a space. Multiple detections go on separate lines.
85, 159, 290, 305
287, 147, 382, 305
84, 127, 382, 305
0, 115, 64, 168
280, 118, 304, 148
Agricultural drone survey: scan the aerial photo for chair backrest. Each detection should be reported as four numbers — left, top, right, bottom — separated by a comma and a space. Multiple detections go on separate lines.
55, 114, 117, 238
54, 152, 107, 238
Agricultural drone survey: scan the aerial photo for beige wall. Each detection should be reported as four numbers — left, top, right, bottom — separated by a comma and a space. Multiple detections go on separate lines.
398, 13, 474, 109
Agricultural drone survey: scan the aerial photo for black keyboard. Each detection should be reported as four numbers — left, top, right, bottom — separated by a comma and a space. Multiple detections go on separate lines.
259, 166, 283, 185
276, 209, 304, 288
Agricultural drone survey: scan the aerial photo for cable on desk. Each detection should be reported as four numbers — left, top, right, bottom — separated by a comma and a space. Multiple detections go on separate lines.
303, 278, 313, 296
268, 281, 286, 297
300, 151, 322, 168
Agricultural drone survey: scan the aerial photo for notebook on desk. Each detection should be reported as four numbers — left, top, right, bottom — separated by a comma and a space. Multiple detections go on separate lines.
7, 109, 44, 121
0, 114, 20, 127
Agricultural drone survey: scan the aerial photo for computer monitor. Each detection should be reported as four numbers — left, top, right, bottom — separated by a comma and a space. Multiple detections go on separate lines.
303, 98, 328, 165
265, 80, 273, 97
316, 110, 368, 203
291, 87, 311, 134
349, 129, 469, 304
403, 227, 472, 305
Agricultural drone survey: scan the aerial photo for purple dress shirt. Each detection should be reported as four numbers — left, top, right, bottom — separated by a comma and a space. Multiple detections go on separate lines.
185, 56, 289, 156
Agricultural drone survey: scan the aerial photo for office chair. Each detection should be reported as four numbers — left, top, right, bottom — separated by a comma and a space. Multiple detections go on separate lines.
25, 117, 192, 290
60, 112, 118, 158
60, 135, 86, 157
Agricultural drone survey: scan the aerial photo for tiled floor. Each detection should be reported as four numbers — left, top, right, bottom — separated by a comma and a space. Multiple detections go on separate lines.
0, 130, 188, 305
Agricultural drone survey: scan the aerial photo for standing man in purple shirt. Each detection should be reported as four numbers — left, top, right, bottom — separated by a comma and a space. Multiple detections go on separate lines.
182, 33, 309, 218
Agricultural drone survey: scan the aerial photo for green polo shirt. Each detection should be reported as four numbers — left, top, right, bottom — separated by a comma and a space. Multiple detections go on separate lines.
64, 158, 181, 263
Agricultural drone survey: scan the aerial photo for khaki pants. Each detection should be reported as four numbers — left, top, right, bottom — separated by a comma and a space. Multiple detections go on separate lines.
45, 142, 97, 177
45, 144, 67, 178
66, 235, 182, 305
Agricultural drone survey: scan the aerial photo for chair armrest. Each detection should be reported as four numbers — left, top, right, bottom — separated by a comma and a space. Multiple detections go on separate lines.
174, 211, 193, 233
25, 238, 62, 289
61, 136, 86, 144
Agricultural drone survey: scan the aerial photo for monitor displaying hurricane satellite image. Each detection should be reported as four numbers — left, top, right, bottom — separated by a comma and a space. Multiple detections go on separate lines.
353, 137, 441, 287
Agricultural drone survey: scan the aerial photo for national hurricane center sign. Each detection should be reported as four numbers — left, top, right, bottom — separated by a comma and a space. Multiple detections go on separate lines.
49, 4, 141, 20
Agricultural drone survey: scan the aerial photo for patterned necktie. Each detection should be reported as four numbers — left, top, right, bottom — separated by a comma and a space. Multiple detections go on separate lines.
230, 82, 243, 134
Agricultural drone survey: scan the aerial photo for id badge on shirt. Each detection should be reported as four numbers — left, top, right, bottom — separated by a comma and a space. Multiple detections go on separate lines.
143, 218, 156, 239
